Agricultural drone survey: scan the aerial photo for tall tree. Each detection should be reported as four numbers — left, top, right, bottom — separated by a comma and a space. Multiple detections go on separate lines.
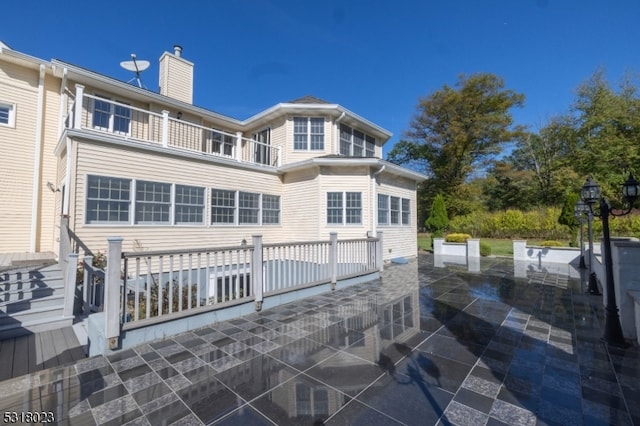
388, 73, 525, 217
571, 70, 640, 202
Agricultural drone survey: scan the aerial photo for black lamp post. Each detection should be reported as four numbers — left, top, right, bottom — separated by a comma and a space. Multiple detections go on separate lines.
580, 174, 639, 348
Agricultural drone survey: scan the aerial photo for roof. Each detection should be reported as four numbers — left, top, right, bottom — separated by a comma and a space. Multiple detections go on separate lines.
288, 95, 331, 104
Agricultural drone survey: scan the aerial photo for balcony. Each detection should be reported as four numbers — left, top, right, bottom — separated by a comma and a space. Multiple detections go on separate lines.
64, 86, 280, 168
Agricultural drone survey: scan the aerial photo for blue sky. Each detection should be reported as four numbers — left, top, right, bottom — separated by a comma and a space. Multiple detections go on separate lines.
3, 0, 640, 157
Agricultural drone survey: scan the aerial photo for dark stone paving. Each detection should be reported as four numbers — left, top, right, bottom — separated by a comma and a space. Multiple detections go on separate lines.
0, 254, 638, 425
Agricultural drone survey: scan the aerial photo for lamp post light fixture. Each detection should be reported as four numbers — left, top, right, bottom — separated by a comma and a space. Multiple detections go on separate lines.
580, 173, 639, 348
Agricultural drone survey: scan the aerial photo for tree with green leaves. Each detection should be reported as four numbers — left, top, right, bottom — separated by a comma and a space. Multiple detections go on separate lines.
388, 73, 525, 218
558, 192, 580, 246
425, 194, 449, 239
571, 70, 640, 203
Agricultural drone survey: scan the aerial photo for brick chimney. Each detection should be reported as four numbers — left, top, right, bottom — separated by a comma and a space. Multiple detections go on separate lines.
159, 45, 194, 104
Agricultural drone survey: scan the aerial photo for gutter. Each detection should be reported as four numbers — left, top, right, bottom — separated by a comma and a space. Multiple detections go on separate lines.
30, 64, 46, 252
371, 165, 386, 236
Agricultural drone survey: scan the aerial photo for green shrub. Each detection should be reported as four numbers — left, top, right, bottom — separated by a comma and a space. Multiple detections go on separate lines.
540, 240, 564, 247
479, 241, 492, 256
426, 194, 449, 234
445, 233, 472, 243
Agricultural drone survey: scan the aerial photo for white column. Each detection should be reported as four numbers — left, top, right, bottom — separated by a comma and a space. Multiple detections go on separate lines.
105, 237, 124, 350
329, 232, 338, 289
513, 240, 527, 261
252, 235, 264, 311
161, 110, 169, 147
236, 132, 243, 162
63, 253, 79, 317
74, 84, 84, 129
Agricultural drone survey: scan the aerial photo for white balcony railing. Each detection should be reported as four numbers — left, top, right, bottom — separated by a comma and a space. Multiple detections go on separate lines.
65, 85, 280, 167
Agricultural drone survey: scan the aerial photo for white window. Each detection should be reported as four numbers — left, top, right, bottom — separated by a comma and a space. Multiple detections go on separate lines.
239, 192, 260, 224
262, 194, 280, 224
327, 192, 361, 225
378, 194, 410, 226
210, 130, 234, 157
339, 124, 376, 157
92, 96, 131, 135
294, 117, 324, 150
175, 185, 205, 224
0, 102, 16, 127
86, 175, 131, 224
378, 194, 389, 225
135, 181, 171, 224
253, 128, 271, 165
402, 198, 410, 225
211, 189, 236, 224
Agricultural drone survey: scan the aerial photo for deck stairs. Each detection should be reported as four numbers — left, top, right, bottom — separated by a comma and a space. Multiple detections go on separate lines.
0, 260, 73, 340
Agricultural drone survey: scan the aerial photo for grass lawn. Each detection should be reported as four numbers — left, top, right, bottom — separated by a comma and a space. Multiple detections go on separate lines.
417, 234, 570, 257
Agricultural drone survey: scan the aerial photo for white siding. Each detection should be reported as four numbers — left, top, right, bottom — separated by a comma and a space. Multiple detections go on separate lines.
318, 166, 371, 240
70, 141, 285, 254
376, 173, 418, 260
281, 168, 320, 241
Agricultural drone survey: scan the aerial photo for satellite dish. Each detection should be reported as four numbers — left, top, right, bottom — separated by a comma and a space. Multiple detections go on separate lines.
120, 54, 150, 88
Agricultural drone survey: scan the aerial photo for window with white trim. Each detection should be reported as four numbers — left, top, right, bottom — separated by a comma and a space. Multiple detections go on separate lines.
92, 96, 131, 135
262, 194, 280, 224
0, 102, 16, 127
239, 192, 260, 224
378, 194, 411, 226
294, 117, 324, 150
175, 185, 205, 224
378, 194, 389, 225
327, 192, 362, 225
135, 180, 171, 224
211, 130, 234, 157
402, 198, 410, 225
339, 124, 376, 157
86, 175, 131, 224
211, 189, 236, 224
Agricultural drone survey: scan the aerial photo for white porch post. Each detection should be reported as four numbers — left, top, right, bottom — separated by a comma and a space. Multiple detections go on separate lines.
376, 231, 384, 272
83, 255, 93, 314
276, 146, 282, 167
252, 235, 264, 311
329, 232, 338, 290
63, 253, 79, 318
74, 84, 84, 129
161, 110, 169, 147
105, 237, 123, 350
236, 132, 243, 162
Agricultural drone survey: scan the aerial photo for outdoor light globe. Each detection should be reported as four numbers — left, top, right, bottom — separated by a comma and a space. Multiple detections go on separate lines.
622, 173, 640, 203
581, 176, 601, 205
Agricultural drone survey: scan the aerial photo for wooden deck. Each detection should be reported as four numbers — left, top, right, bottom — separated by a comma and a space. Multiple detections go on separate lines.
0, 327, 86, 381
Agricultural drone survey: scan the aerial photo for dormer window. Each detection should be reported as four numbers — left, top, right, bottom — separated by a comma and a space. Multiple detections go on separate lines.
294, 117, 324, 150
339, 124, 375, 157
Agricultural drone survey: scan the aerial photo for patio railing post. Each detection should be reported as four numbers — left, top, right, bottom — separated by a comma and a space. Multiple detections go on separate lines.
74, 84, 84, 129
83, 255, 93, 314
161, 110, 169, 147
252, 235, 264, 311
105, 237, 123, 350
377, 231, 384, 272
63, 253, 79, 318
329, 232, 338, 290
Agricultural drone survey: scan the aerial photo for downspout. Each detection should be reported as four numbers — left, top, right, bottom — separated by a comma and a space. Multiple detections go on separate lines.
57, 67, 68, 138
30, 64, 46, 252
63, 138, 71, 215
333, 112, 346, 154
371, 165, 385, 236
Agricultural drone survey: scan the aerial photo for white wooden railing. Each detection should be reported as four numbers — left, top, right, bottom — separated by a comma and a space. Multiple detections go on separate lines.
65, 85, 280, 167
99, 233, 382, 349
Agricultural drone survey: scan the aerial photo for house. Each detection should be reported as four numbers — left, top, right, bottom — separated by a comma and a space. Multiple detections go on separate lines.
0, 42, 426, 262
